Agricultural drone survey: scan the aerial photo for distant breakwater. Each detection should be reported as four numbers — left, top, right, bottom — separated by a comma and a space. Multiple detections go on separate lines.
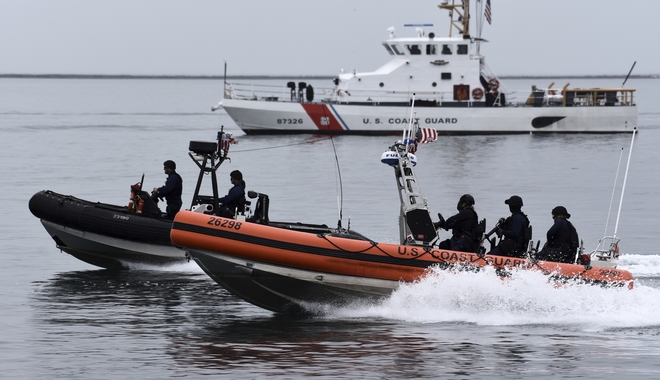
1, 74, 658, 80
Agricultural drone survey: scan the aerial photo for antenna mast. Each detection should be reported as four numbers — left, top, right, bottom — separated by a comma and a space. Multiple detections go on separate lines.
438, 0, 470, 37
613, 128, 637, 237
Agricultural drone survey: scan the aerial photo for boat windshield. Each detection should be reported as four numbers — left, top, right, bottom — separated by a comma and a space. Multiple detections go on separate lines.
390, 44, 405, 55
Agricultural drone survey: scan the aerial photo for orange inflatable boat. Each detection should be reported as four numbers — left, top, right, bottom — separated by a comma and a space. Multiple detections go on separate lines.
171, 120, 635, 314
171, 210, 633, 314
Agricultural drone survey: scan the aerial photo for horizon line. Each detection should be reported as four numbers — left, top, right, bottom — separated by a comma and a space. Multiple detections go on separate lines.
1, 73, 658, 80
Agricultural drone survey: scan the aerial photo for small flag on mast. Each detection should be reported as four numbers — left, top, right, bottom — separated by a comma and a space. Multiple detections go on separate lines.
485, 0, 492, 25
221, 132, 237, 154
409, 128, 437, 154
418, 128, 438, 144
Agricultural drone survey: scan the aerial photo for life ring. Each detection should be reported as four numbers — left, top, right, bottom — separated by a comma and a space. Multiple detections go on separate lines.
472, 87, 484, 100
488, 78, 500, 92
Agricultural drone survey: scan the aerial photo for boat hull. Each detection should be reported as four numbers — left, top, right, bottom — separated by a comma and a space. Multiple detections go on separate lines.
188, 248, 398, 314
171, 211, 635, 313
30, 190, 185, 269
222, 99, 637, 135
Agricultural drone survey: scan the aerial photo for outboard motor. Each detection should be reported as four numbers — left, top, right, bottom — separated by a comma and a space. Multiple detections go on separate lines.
287, 81, 296, 101
298, 82, 307, 103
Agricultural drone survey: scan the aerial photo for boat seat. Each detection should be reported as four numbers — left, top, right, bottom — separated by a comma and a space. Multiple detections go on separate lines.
473, 218, 486, 253
246, 191, 270, 225
522, 224, 533, 254
532, 91, 544, 107
605, 92, 618, 106
405, 208, 437, 245
237, 196, 251, 216
564, 91, 575, 106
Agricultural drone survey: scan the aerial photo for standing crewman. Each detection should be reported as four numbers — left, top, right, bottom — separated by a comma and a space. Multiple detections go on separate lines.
152, 160, 183, 219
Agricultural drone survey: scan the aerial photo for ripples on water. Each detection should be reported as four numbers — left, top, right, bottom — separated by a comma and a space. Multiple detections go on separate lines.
28, 262, 660, 379
4, 77, 660, 379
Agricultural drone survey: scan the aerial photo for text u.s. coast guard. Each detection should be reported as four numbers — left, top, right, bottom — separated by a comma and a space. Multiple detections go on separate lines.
363, 118, 458, 125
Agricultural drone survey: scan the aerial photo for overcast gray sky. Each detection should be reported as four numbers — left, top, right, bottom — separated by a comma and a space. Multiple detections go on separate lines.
2, 0, 658, 77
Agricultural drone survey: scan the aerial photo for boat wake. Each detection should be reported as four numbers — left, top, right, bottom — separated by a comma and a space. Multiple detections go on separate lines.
329, 254, 660, 329
617, 253, 660, 277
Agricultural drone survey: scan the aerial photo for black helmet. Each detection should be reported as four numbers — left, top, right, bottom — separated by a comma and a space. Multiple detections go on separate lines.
552, 206, 571, 219
504, 195, 523, 207
457, 194, 475, 210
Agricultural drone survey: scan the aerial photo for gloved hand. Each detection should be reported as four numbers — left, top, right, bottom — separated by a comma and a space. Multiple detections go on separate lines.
435, 213, 446, 230
495, 227, 503, 237
498, 218, 505, 225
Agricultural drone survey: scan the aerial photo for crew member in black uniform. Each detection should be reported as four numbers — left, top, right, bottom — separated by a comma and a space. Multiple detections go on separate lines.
537, 206, 578, 263
152, 160, 183, 219
488, 195, 530, 258
218, 170, 246, 218
435, 194, 479, 252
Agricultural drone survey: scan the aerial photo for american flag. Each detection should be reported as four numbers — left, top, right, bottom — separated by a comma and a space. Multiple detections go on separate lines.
409, 128, 438, 153
221, 132, 237, 154
417, 128, 438, 144
485, 0, 492, 25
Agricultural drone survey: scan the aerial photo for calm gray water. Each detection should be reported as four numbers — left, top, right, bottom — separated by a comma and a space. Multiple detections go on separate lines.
1, 77, 660, 379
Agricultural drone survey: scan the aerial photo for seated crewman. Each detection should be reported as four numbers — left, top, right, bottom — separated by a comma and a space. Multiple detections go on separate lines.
435, 194, 479, 252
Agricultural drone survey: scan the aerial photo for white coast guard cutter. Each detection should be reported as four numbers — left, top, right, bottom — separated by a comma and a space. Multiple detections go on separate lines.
215, 0, 636, 135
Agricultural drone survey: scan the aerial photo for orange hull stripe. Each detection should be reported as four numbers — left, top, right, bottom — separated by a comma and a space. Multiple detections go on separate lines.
171, 211, 634, 286
301, 104, 345, 131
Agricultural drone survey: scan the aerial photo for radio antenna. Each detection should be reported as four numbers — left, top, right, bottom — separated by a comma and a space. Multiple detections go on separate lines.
613, 128, 637, 237
604, 147, 624, 236
622, 61, 636, 87
330, 135, 344, 229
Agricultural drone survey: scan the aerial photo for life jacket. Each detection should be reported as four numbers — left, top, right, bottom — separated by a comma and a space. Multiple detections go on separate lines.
502, 212, 531, 254
545, 218, 578, 263
450, 208, 478, 238
223, 184, 245, 214
465, 209, 479, 238
567, 220, 579, 260
443, 208, 479, 252
170, 172, 183, 197
463, 209, 480, 251
547, 219, 570, 248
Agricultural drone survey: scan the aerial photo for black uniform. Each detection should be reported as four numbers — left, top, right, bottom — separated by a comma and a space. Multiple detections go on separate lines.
157, 171, 183, 218
437, 208, 478, 252
538, 218, 576, 263
489, 212, 529, 258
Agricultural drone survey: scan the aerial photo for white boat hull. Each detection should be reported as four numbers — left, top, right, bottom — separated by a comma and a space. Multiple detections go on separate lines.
222, 99, 637, 135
